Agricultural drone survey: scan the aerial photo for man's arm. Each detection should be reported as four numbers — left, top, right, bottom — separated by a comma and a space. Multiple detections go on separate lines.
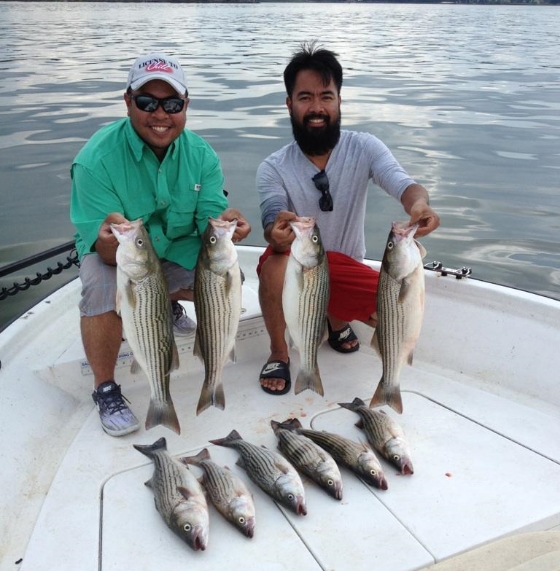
400, 183, 440, 237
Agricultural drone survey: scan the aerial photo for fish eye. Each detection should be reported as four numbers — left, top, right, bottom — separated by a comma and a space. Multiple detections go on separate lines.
136, 238, 144, 247
209, 236, 217, 244
393, 454, 401, 462
370, 469, 377, 476
312, 234, 319, 243
183, 523, 192, 532
387, 241, 394, 250
327, 479, 334, 486
288, 493, 294, 501
238, 516, 245, 524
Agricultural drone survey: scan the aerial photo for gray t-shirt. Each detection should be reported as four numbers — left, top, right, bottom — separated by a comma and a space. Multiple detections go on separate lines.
257, 130, 415, 261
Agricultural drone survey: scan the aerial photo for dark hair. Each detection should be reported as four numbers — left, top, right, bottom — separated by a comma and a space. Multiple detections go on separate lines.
283, 41, 343, 98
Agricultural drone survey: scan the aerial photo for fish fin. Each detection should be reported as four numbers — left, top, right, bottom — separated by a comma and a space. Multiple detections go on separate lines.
193, 332, 203, 362
209, 429, 242, 447
355, 419, 364, 429
177, 486, 196, 501
145, 397, 181, 434
414, 239, 427, 259
124, 280, 137, 309
144, 479, 153, 488
294, 368, 324, 397
180, 448, 210, 467
171, 340, 180, 371
133, 437, 167, 458
235, 457, 247, 471
130, 358, 141, 375
228, 345, 237, 365
407, 350, 414, 366
196, 380, 226, 416
369, 380, 403, 414
398, 280, 411, 303
115, 290, 122, 315
370, 329, 381, 357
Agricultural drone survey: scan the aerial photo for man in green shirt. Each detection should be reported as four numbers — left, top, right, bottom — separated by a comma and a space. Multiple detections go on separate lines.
70, 53, 250, 436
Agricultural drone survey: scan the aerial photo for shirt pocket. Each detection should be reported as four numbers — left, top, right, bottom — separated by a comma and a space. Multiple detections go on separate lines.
165, 184, 199, 239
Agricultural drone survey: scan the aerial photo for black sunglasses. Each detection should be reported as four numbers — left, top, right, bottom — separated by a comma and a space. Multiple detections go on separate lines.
131, 94, 186, 114
312, 170, 334, 212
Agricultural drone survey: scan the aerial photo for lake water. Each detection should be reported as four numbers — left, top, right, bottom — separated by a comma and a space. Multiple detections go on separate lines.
1, 1, 559, 330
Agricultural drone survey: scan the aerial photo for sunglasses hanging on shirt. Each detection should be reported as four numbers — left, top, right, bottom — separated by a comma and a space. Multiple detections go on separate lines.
312, 169, 334, 212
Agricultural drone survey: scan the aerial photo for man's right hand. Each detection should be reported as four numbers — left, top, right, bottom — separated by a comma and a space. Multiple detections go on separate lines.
95, 212, 128, 265
265, 210, 299, 252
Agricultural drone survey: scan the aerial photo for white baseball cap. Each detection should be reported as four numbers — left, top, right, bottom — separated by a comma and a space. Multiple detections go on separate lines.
127, 53, 187, 95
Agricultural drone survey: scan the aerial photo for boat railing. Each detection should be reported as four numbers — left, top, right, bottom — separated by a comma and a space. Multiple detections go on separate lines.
0, 240, 79, 302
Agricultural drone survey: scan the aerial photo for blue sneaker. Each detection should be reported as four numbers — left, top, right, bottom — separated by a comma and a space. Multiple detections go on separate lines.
92, 381, 140, 437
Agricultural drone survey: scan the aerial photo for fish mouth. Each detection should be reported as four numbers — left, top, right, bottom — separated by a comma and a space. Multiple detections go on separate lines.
400, 461, 414, 476
295, 496, 308, 516
331, 481, 343, 500
190, 528, 207, 551
377, 476, 389, 491
391, 220, 419, 237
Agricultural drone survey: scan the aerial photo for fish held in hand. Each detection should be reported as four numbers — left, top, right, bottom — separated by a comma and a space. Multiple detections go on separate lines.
295, 426, 388, 490
282, 217, 330, 396
209, 429, 307, 515
370, 221, 426, 414
339, 397, 414, 475
181, 448, 256, 538
111, 220, 180, 434
133, 437, 209, 551
271, 418, 343, 500
194, 217, 242, 415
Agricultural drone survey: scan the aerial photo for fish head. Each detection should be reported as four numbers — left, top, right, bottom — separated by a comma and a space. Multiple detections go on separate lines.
199, 217, 238, 274
382, 221, 423, 282
230, 497, 256, 538
289, 217, 325, 269
111, 219, 157, 280
316, 463, 344, 500
171, 502, 209, 551
276, 473, 307, 515
385, 437, 414, 475
357, 452, 388, 490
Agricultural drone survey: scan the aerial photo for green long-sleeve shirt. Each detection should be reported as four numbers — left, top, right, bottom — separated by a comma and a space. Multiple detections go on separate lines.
70, 118, 228, 269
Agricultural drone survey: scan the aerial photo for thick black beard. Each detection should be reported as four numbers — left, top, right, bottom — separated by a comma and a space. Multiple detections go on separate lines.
291, 113, 341, 156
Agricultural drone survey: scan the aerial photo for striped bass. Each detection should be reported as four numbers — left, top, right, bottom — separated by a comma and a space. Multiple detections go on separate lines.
111, 220, 180, 434
282, 217, 330, 396
339, 397, 414, 475
370, 221, 426, 414
295, 426, 388, 490
133, 437, 209, 551
194, 217, 242, 415
209, 429, 307, 515
181, 448, 256, 538
271, 419, 343, 500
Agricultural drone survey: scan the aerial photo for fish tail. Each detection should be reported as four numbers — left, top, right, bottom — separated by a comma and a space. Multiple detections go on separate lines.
133, 436, 167, 458
180, 448, 211, 467
196, 380, 226, 416
145, 398, 181, 434
337, 396, 366, 411
209, 429, 242, 447
271, 418, 303, 433
369, 380, 403, 414
294, 368, 324, 397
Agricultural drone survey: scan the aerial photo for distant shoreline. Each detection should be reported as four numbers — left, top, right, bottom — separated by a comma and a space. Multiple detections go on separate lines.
2, 0, 559, 4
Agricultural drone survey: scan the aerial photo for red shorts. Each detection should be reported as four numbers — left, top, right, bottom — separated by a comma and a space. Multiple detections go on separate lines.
256, 245, 378, 323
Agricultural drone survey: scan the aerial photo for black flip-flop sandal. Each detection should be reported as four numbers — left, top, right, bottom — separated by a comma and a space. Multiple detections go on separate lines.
259, 359, 291, 395
327, 323, 360, 354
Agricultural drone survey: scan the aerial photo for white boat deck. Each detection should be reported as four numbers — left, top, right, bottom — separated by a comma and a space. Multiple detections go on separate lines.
1, 247, 560, 571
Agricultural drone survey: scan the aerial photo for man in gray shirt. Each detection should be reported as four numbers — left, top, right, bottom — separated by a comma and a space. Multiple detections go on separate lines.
257, 42, 440, 395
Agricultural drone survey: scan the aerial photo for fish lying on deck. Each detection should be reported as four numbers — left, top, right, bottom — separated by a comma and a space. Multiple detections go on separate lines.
282, 217, 330, 396
370, 221, 426, 414
339, 397, 414, 475
194, 217, 242, 415
181, 448, 256, 538
271, 419, 343, 500
209, 429, 307, 515
294, 426, 388, 490
133, 437, 209, 551
111, 219, 180, 434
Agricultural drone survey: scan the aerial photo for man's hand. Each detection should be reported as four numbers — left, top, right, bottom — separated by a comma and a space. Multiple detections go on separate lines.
220, 208, 251, 243
401, 184, 440, 238
264, 210, 298, 252
95, 212, 128, 265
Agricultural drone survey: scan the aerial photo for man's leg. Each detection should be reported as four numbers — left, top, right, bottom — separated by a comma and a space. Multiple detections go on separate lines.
258, 253, 290, 392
